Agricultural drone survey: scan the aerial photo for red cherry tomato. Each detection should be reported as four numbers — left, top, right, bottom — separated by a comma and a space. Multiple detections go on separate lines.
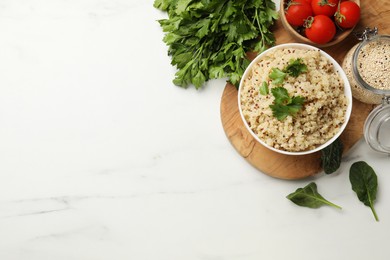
285, 0, 314, 27
305, 15, 336, 44
335, 1, 361, 28
311, 0, 339, 17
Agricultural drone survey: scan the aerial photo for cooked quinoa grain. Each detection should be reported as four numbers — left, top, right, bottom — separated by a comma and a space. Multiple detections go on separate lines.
240, 48, 348, 152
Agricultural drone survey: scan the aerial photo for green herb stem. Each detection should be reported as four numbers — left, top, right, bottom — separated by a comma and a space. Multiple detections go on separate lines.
370, 205, 379, 221
324, 200, 342, 210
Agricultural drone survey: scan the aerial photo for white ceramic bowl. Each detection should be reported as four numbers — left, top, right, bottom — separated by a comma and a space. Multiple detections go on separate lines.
238, 43, 353, 156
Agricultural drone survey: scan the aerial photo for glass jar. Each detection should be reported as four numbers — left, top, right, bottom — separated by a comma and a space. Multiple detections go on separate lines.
342, 28, 390, 154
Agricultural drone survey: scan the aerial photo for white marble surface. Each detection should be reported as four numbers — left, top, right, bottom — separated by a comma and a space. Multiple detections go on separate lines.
0, 0, 389, 259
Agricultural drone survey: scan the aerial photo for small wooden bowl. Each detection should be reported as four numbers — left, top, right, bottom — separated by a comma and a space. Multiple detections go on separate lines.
279, 0, 360, 48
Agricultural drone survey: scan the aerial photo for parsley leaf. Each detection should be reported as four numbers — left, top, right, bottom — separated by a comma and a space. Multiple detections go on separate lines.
175, 0, 192, 14
269, 68, 287, 86
259, 81, 269, 95
269, 104, 291, 121
284, 58, 308, 77
268, 59, 308, 86
271, 87, 291, 105
153, 0, 171, 10
270, 87, 305, 121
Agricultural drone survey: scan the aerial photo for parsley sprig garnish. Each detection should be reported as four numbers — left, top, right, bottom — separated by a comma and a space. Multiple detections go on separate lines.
270, 87, 305, 121
269, 68, 287, 85
259, 81, 269, 95
285, 58, 308, 77
264, 58, 307, 121
269, 58, 308, 86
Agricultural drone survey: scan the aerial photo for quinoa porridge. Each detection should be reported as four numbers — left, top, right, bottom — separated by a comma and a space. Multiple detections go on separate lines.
240, 48, 349, 152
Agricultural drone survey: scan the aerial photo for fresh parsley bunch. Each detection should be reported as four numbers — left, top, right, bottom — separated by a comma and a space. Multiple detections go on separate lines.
154, 0, 278, 89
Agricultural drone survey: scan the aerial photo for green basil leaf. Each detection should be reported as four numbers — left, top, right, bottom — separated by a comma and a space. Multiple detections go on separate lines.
287, 182, 342, 209
321, 138, 343, 174
350, 161, 379, 221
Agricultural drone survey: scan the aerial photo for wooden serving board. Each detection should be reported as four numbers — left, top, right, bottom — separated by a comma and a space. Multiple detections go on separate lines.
220, 0, 389, 179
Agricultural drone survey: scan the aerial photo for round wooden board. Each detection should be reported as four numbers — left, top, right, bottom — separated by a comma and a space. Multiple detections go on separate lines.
220, 0, 389, 179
